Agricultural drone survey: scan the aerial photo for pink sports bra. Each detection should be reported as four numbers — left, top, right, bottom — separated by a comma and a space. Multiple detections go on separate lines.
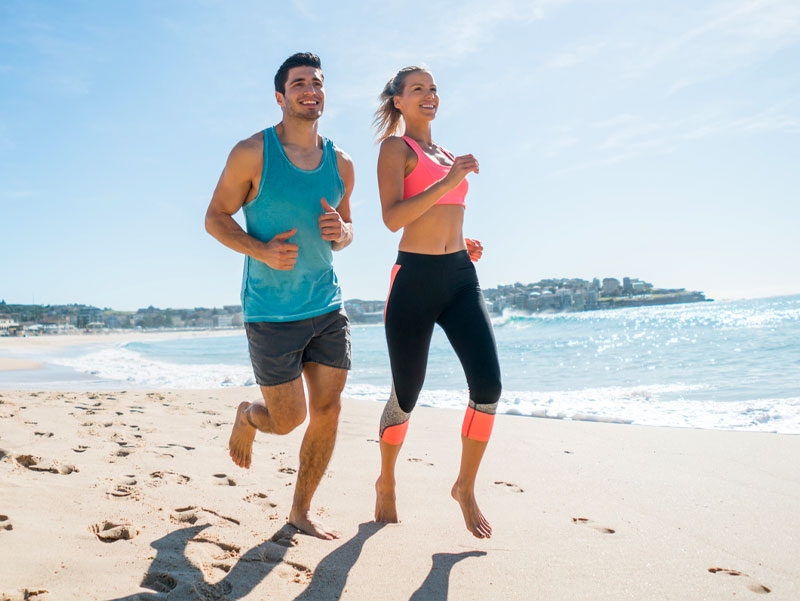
402, 136, 468, 208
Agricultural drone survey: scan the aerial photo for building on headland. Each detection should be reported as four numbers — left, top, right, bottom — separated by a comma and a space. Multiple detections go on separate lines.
0, 301, 245, 335
0, 317, 21, 336
344, 276, 708, 322
481, 277, 706, 315
344, 299, 384, 324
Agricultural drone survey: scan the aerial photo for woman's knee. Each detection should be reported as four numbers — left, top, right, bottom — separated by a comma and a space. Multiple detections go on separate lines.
470, 379, 502, 408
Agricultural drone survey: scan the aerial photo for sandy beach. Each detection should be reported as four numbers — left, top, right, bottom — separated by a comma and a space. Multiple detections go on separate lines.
0, 377, 798, 600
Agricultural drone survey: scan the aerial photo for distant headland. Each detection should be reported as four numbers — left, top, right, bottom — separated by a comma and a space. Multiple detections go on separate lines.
1, 276, 708, 334
344, 276, 709, 324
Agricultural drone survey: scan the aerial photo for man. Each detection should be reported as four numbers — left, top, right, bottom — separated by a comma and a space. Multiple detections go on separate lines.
205, 52, 354, 540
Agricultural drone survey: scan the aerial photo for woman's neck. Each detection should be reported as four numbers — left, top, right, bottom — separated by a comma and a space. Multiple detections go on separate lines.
403, 123, 433, 146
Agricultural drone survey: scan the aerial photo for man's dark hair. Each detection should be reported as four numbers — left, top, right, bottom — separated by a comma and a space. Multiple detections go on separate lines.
274, 52, 322, 94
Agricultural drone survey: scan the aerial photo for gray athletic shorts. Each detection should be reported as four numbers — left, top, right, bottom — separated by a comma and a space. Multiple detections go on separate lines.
245, 308, 351, 387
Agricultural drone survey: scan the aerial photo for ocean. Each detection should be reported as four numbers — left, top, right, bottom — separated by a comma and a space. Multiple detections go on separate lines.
2, 295, 798, 434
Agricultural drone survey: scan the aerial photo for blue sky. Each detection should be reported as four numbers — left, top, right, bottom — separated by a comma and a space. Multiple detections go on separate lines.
1, 0, 798, 310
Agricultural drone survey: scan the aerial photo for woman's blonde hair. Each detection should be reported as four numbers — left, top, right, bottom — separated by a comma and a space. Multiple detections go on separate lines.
373, 66, 431, 142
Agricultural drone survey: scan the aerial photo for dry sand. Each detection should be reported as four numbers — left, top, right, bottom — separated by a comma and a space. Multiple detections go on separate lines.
1, 382, 799, 600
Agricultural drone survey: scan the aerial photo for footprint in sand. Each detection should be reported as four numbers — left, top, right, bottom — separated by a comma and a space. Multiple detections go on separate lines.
494, 480, 524, 493
149, 470, 191, 486
408, 457, 434, 466
258, 535, 312, 585
107, 476, 139, 499
212, 473, 237, 486
269, 526, 301, 550
244, 492, 278, 508
0, 589, 49, 600
90, 520, 137, 542
171, 506, 202, 525
191, 536, 241, 575
1, 514, 12, 532
572, 517, 616, 534
167, 443, 196, 451
141, 572, 177, 593
14, 454, 78, 475
113, 448, 133, 459
169, 505, 200, 524
171, 506, 240, 527
708, 567, 771, 594
72, 445, 89, 453
192, 580, 234, 597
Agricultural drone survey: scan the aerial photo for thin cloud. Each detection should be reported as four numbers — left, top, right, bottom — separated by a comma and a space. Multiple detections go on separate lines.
432, 0, 570, 61
546, 41, 607, 69
548, 97, 798, 176
628, 0, 800, 79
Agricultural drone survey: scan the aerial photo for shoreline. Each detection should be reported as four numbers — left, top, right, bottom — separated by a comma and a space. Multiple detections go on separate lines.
1, 387, 798, 599
0, 329, 242, 373
2, 326, 797, 436
0, 327, 243, 350
0, 358, 43, 372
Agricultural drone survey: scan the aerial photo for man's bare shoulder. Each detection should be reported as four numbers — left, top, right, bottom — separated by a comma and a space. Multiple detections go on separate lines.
231, 131, 264, 158
333, 144, 354, 167
225, 131, 265, 177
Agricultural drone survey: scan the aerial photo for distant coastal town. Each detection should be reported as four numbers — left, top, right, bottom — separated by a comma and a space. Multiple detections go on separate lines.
344, 277, 709, 323
0, 276, 708, 335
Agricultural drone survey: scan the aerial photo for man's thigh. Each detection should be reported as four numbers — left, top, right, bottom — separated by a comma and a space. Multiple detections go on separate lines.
258, 377, 307, 424
303, 362, 348, 412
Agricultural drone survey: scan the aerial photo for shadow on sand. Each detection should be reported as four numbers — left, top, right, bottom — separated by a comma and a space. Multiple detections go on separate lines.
106, 521, 485, 600
105, 521, 384, 600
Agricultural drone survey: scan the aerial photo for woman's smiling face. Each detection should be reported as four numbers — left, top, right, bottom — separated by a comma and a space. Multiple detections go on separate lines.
395, 71, 438, 120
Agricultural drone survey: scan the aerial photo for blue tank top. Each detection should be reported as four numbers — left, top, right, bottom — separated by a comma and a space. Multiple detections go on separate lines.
241, 126, 345, 322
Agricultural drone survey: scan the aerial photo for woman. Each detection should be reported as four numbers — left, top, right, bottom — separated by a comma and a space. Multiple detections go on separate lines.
373, 66, 502, 539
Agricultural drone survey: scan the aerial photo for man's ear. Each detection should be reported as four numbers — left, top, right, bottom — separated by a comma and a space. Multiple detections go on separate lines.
276, 91, 285, 108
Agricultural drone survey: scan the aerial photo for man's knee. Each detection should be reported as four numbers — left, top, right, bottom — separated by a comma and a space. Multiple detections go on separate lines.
309, 395, 341, 422
270, 405, 307, 434
260, 381, 307, 435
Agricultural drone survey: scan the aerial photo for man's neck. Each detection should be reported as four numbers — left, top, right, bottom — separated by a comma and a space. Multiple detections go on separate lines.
275, 119, 320, 150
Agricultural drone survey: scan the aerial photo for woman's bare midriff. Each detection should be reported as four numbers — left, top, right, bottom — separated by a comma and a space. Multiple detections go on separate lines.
397, 205, 466, 255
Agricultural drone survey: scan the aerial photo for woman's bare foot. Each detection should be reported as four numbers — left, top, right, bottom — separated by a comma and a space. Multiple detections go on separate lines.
374, 476, 399, 523
451, 482, 492, 539
288, 509, 341, 540
229, 401, 257, 469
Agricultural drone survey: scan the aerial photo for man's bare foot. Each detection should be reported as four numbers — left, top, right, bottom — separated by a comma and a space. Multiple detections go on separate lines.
229, 401, 257, 469
374, 477, 399, 523
451, 482, 492, 539
288, 509, 341, 540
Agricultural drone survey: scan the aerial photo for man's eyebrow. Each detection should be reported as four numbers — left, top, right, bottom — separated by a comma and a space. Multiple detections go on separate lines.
288, 74, 324, 86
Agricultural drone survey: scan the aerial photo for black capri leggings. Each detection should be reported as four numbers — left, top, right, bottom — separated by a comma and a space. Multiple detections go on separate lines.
384, 250, 502, 414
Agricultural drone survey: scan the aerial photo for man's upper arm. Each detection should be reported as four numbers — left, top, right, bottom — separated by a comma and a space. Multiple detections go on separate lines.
209, 139, 260, 217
